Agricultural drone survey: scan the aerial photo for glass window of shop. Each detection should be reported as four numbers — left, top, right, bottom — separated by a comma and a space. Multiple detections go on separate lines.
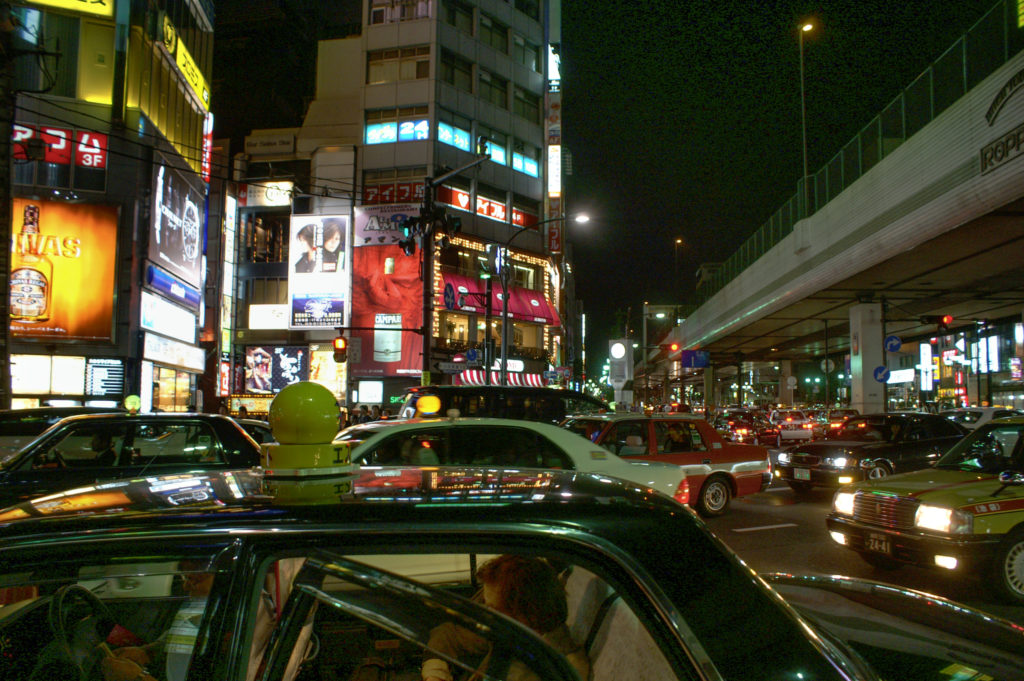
152, 367, 194, 412
441, 313, 471, 343
242, 211, 290, 263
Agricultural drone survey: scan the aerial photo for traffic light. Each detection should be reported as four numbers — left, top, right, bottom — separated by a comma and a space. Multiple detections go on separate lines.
920, 314, 954, 333
398, 216, 418, 256
480, 244, 499, 279
332, 336, 348, 363
660, 342, 681, 353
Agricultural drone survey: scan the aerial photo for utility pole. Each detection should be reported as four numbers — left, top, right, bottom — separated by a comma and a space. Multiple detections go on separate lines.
1, 8, 16, 409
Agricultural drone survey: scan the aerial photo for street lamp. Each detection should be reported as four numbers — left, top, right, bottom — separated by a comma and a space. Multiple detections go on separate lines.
799, 21, 814, 216
497, 214, 589, 386
673, 237, 683, 290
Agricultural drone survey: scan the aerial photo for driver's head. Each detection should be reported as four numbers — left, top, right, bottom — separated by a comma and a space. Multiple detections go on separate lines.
90, 431, 112, 452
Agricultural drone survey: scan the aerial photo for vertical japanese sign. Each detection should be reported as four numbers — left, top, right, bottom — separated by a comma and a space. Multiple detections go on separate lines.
287, 215, 349, 328
351, 205, 423, 376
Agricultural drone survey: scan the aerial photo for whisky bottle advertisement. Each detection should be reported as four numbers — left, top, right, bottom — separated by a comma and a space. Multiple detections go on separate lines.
9, 198, 118, 341
10, 204, 54, 322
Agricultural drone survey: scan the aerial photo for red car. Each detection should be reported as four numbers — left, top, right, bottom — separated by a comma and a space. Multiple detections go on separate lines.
561, 413, 771, 516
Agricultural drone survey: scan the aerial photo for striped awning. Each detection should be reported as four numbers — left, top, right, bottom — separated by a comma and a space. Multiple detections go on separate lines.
455, 369, 546, 387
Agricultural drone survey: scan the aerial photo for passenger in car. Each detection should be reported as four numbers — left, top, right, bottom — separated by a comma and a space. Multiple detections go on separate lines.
101, 560, 214, 681
665, 424, 690, 452
421, 554, 590, 681
91, 431, 118, 466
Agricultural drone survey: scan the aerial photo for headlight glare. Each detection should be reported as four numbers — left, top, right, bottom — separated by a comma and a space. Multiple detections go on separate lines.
915, 504, 973, 534
777, 452, 790, 464
833, 491, 855, 515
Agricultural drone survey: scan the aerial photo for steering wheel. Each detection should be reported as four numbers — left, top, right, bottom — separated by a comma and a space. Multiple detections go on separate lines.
46, 584, 118, 680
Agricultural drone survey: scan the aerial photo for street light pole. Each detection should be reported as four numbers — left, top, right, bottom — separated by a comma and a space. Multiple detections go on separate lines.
497, 214, 589, 386
799, 21, 814, 216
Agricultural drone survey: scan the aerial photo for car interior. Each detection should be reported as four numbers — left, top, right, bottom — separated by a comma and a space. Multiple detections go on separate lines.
0, 547, 681, 681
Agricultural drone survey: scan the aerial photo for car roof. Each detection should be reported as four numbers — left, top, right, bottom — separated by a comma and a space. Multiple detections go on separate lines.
0, 466, 678, 536
562, 413, 702, 423
340, 416, 609, 436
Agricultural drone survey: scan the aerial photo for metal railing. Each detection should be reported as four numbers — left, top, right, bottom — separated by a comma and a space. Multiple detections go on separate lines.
698, 0, 1018, 303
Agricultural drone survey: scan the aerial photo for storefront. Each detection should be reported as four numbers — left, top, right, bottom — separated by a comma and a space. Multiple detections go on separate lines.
140, 332, 205, 413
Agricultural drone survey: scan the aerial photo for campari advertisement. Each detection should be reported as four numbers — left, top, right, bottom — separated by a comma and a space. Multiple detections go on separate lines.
9, 198, 117, 341
351, 205, 423, 376
287, 215, 348, 328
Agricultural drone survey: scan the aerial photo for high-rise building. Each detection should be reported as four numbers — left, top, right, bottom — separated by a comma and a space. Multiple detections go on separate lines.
220, 0, 578, 413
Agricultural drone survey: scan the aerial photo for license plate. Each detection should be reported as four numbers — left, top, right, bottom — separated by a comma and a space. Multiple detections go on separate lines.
794, 468, 810, 481
866, 533, 891, 554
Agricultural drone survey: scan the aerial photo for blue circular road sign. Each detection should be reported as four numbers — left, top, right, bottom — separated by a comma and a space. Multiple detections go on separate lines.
873, 366, 891, 383
884, 335, 902, 353
443, 283, 456, 310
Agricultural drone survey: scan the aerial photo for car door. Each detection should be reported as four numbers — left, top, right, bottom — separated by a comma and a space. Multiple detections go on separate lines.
1, 420, 134, 505
892, 416, 943, 472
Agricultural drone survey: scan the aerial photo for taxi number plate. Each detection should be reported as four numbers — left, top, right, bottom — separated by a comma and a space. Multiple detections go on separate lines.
794, 468, 810, 481
866, 533, 891, 554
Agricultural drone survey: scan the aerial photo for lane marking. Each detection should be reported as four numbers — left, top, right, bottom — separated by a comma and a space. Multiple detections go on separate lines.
732, 523, 798, 533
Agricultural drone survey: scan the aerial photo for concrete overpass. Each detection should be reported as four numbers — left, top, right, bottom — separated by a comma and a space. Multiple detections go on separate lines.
672, 14, 1024, 413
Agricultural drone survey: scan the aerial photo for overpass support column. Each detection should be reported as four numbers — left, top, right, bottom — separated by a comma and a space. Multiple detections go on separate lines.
779, 360, 794, 405
703, 365, 715, 414
850, 303, 885, 413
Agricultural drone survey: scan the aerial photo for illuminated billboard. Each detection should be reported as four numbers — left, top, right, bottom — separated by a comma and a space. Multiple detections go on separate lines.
150, 163, 204, 288
351, 205, 423, 376
244, 346, 308, 393
287, 215, 348, 329
10, 198, 117, 341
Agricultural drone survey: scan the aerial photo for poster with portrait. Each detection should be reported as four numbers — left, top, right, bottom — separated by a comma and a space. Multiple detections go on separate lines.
244, 345, 308, 393
10, 198, 118, 341
150, 162, 204, 288
287, 215, 348, 328
351, 205, 423, 377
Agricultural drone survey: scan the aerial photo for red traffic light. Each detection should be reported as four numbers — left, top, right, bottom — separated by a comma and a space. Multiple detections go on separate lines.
333, 336, 348, 363
660, 342, 681, 353
940, 314, 953, 326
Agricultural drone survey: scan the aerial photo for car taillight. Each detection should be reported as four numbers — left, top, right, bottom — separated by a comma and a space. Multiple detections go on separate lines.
673, 478, 690, 505
802, 423, 813, 429
736, 428, 749, 435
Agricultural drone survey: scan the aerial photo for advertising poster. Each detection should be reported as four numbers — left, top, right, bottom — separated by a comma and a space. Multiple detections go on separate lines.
10, 198, 117, 341
351, 205, 423, 377
244, 345, 308, 393
150, 163, 204, 288
287, 215, 348, 328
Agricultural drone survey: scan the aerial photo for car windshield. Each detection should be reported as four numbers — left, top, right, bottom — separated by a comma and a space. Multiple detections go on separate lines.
934, 422, 1024, 473
833, 417, 895, 442
941, 410, 983, 426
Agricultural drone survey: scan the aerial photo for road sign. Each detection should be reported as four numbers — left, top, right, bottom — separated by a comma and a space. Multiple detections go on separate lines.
443, 283, 456, 310
465, 348, 479, 362
543, 370, 559, 380
873, 366, 891, 383
884, 335, 902, 353
820, 359, 835, 373
437, 361, 465, 374
786, 376, 798, 388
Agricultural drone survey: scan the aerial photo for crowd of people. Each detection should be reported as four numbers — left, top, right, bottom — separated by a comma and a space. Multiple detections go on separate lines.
338, 404, 393, 429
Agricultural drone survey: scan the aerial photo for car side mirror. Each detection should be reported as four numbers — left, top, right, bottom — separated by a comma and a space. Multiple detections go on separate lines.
998, 470, 1024, 486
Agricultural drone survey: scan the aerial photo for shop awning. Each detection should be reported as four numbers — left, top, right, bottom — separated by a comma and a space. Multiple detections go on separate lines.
439, 273, 559, 326
455, 369, 547, 387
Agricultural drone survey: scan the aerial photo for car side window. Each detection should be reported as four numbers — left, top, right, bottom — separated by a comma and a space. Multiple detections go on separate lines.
364, 431, 448, 465
130, 423, 225, 466
250, 551, 684, 681
445, 427, 573, 469
928, 417, 964, 439
606, 421, 647, 456
30, 422, 131, 469
902, 419, 928, 442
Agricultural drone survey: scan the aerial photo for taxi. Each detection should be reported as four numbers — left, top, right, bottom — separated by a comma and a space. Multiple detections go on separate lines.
560, 413, 771, 516
827, 415, 1024, 604
1, 382, 1022, 681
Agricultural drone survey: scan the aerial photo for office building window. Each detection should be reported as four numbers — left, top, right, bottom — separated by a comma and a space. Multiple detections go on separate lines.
479, 70, 508, 109
479, 14, 508, 53
441, 50, 473, 92
513, 35, 541, 72
513, 87, 540, 124
442, 0, 473, 34
367, 46, 431, 84
514, 0, 540, 22
369, 0, 431, 25
477, 127, 507, 165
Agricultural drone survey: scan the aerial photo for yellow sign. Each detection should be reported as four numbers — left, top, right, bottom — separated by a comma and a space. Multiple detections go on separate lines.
161, 15, 210, 111
28, 0, 114, 18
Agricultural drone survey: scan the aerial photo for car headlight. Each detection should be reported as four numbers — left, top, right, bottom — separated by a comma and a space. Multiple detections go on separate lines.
777, 452, 789, 464
914, 504, 973, 534
824, 456, 856, 468
833, 491, 855, 515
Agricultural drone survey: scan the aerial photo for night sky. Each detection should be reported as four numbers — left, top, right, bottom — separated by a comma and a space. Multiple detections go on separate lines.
560, 0, 997, 373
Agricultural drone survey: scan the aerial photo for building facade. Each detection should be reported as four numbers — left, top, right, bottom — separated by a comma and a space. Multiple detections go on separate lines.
7, 0, 215, 412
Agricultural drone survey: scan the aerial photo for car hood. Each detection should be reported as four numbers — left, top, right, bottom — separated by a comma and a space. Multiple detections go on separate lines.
789, 440, 892, 453
842, 467, 1009, 507
764, 573, 1024, 680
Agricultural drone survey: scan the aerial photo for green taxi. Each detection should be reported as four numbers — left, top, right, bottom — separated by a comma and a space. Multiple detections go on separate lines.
826, 415, 1024, 603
